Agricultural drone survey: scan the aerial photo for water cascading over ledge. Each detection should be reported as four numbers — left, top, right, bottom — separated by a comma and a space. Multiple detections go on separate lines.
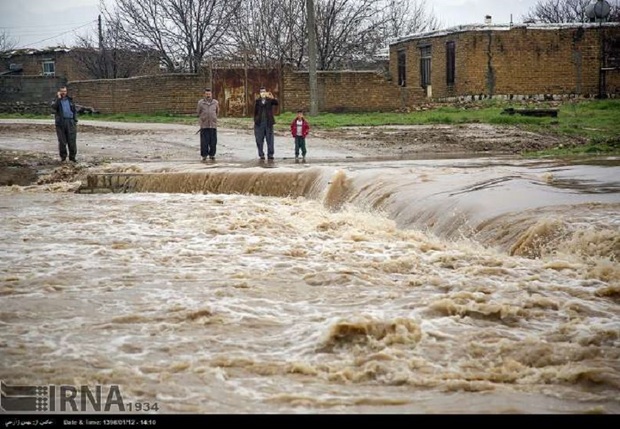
79, 167, 332, 199
77, 166, 620, 266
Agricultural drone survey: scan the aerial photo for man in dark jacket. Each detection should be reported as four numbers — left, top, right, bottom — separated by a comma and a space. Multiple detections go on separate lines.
51, 86, 78, 162
253, 86, 279, 160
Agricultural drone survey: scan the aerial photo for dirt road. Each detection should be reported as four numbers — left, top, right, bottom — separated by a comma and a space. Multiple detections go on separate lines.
0, 118, 580, 186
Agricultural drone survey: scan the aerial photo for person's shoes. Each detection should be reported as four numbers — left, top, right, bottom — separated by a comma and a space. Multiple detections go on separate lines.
60, 157, 66, 162
69, 158, 77, 163
202, 156, 207, 161
209, 156, 215, 160
268, 157, 274, 160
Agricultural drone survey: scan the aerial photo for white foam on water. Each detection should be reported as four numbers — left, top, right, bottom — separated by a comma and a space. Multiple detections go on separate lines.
1, 182, 618, 413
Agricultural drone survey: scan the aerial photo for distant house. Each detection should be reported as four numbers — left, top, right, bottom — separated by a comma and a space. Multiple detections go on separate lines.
389, 22, 620, 101
0, 47, 162, 81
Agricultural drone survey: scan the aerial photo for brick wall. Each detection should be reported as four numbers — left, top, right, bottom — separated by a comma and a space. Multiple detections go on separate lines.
69, 69, 411, 115
70, 74, 211, 115
390, 24, 620, 100
283, 70, 421, 113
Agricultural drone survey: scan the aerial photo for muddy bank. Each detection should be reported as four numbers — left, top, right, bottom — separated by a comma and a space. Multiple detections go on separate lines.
0, 120, 586, 186
321, 123, 582, 154
0, 150, 94, 186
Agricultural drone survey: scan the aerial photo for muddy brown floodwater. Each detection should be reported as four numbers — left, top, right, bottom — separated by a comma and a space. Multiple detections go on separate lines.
1, 118, 618, 415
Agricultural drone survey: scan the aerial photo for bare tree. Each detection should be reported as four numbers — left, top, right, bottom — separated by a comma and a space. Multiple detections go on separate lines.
606, 0, 620, 20
379, 0, 439, 40
371, 0, 439, 67
309, 0, 438, 70
523, 0, 620, 23
226, 0, 307, 67
101, 0, 243, 73
0, 30, 17, 54
93, 0, 438, 73
612, 5, 620, 20
313, 0, 388, 70
73, 16, 160, 79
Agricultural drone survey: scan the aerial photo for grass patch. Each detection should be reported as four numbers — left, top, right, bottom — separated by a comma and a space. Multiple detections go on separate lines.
3, 99, 619, 156
524, 135, 620, 157
90, 112, 198, 125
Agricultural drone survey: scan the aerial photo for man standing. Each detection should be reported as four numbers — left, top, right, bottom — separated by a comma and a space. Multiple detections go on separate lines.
197, 88, 219, 161
51, 86, 78, 162
253, 86, 279, 160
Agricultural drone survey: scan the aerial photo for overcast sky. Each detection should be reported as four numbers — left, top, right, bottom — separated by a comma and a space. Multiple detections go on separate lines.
0, 0, 542, 50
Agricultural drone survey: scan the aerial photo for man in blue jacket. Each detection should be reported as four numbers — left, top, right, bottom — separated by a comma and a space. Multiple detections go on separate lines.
253, 86, 279, 161
51, 86, 78, 162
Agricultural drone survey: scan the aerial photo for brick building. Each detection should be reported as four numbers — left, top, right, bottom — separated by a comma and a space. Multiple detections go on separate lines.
3, 23, 620, 116
0, 47, 163, 113
389, 22, 620, 101
1, 47, 161, 81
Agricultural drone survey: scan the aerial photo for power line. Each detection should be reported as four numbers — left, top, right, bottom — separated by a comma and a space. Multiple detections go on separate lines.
13, 20, 97, 49
7, 29, 90, 37
0, 21, 94, 30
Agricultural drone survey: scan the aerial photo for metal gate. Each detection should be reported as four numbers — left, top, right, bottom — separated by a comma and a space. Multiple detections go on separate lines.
211, 65, 281, 118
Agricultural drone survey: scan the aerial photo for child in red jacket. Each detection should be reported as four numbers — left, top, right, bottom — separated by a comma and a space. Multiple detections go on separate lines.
290, 110, 310, 160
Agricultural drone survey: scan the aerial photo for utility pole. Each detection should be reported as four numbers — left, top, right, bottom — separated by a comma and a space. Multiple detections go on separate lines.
307, 0, 318, 116
98, 15, 109, 78
243, 50, 249, 117
98, 15, 103, 50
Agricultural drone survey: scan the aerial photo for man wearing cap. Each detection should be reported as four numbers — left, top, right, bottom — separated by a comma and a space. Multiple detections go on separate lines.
253, 86, 279, 160
197, 88, 219, 161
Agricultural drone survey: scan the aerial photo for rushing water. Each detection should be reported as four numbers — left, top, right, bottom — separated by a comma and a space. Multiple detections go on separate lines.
0, 155, 619, 414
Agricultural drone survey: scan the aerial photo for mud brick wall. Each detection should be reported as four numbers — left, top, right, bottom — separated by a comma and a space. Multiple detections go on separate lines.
390, 25, 620, 100
282, 70, 423, 113
0, 75, 67, 103
71, 69, 416, 115
70, 74, 211, 115
0, 76, 67, 114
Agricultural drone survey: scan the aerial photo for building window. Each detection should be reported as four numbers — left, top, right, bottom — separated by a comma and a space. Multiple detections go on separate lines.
42, 61, 55, 76
420, 45, 431, 88
446, 41, 455, 85
397, 49, 406, 86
